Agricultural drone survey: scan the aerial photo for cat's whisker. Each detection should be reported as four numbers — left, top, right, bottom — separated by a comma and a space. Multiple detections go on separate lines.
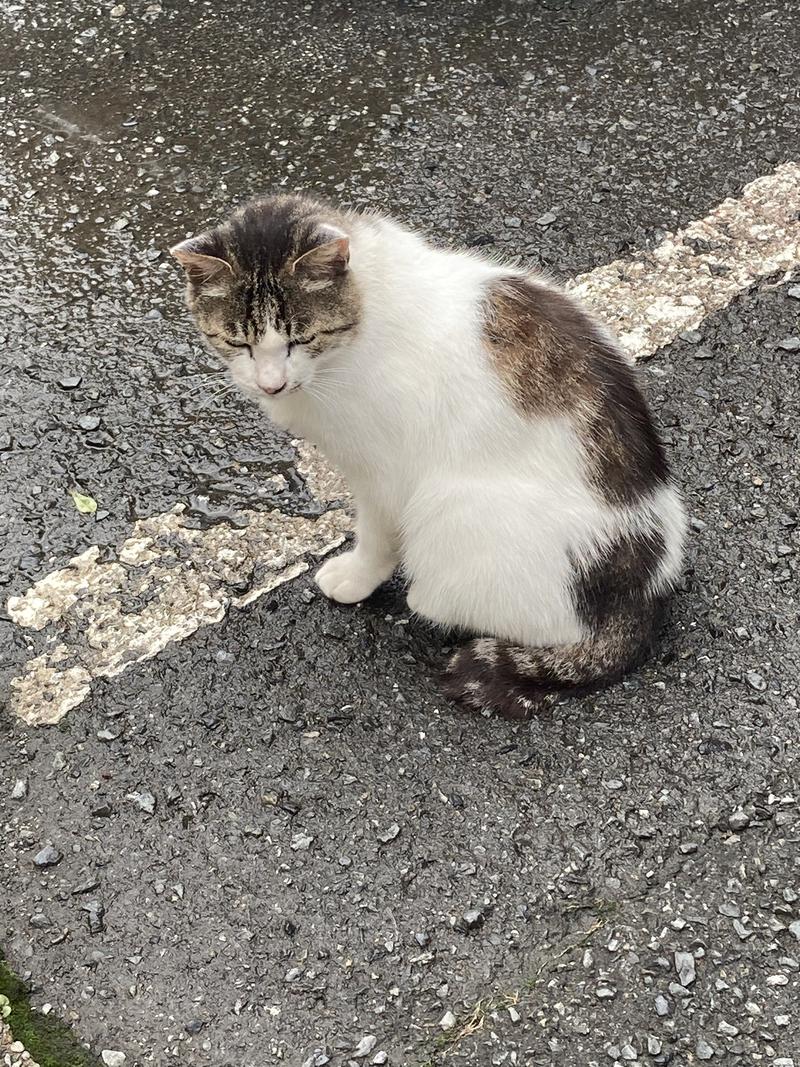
176, 369, 221, 381
304, 382, 341, 408
179, 373, 228, 397
182, 379, 230, 402
190, 381, 239, 413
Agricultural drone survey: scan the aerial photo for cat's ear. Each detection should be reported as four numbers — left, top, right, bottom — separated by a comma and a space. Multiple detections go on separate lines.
289, 225, 350, 281
170, 236, 234, 288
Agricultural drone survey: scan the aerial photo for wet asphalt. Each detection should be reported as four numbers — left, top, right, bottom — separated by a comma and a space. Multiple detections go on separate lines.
1, 0, 800, 1065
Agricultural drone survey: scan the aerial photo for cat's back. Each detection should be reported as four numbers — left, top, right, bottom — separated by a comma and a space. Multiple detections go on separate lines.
348, 218, 676, 514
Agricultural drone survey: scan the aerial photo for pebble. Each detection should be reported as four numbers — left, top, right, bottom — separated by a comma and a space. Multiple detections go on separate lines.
766, 974, 788, 986
376, 823, 400, 844
654, 994, 670, 1016
33, 845, 62, 867
126, 790, 156, 814
58, 375, 82, 388
776, 336, 800, 351
110, 4, 126, 15
351, 1035, 377, 1058
788, 920, 800, 941
81, 899, 105, 934
372, 1054, 388, 1065
508, 1005, 521, 1023
733, 919, 752, 940
11, 780, 27, 799
718, 1020, 739, 1036
669, 981, 692, 999
301, 1052, 330, 1067
536, 210, 558, 227
620, 1043, 637, 1060
504, 216, 522, 228
78, 415, 101, 431
696, 1037, 715, 1060
461, 908, 484, 930
674, 950, 696, 986
744, 672, 767, 692
439, 1011, 457, 1031
728, 807, 751, 829
679, 329, 704, 344
595, 984, 617, 999
787, 285, 800, 299
774, 1016, 790, 1027
719, 901, 740, 917
72, 878, 100, 895
101, 1053, 126, 1067
290, 832, 314, 851
184, 1020, 204, 1035
647, 1036, 662, 1055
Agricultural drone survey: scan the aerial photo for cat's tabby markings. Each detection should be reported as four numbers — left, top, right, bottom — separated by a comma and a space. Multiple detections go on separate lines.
172, 193, 685, 718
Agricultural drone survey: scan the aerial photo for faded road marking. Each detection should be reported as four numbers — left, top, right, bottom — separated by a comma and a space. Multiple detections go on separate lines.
8, 505, 349, 725
570, 161, 800, 358
6, 162, 800, 724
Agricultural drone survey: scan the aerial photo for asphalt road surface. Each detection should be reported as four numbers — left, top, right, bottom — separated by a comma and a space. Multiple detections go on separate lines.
1, 1, 799, 1066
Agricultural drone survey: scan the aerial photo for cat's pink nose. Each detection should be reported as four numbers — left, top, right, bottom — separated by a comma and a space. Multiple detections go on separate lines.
256, 367, 287, 394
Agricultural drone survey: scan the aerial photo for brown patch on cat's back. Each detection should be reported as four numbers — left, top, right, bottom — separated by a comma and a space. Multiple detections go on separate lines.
483, 275, 670, 505
482, 275, 586, 415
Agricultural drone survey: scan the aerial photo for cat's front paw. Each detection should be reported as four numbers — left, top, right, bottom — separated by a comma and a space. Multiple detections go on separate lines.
315, 552, 387, 604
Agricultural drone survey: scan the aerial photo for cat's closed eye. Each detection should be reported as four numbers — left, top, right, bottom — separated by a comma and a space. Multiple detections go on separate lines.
202, 330, 250, 351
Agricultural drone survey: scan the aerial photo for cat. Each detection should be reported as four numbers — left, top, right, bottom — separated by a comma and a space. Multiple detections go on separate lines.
171, 193, 686, 718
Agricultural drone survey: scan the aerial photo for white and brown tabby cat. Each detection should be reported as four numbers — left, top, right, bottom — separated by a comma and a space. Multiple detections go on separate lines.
171, 194, 685, 718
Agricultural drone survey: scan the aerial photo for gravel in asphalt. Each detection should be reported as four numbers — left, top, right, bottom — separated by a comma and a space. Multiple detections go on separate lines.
1, 1, 799, 1065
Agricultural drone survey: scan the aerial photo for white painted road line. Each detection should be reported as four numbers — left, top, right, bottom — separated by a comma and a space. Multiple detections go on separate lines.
6, 162, 800, 724
570, 161, 800, 358
8, 505, 350, 724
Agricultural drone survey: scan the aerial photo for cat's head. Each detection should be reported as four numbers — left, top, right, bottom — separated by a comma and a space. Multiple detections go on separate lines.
170, 194, 360, 401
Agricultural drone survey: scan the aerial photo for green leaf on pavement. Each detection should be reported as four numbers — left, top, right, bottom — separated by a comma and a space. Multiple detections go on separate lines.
69, 490, 98, 514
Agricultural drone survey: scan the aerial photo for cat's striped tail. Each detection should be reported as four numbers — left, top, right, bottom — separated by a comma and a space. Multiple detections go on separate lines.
444, 615, 660, 719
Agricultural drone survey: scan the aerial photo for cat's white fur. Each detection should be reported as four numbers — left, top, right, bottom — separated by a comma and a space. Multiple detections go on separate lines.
224, 214, 685, 645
